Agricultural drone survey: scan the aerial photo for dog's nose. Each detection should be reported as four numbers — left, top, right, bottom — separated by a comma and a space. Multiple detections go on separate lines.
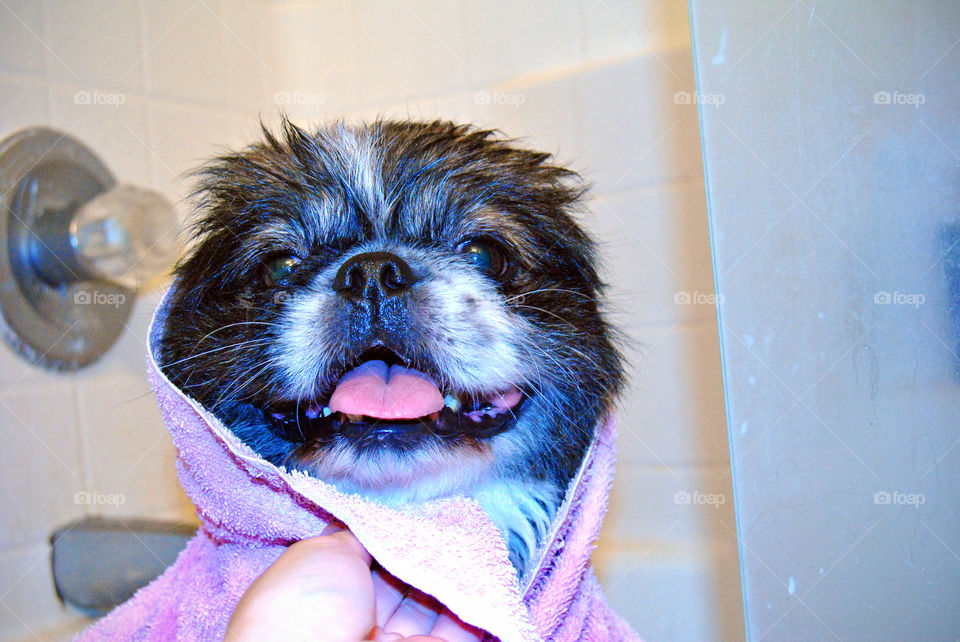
332, 251, 418, 299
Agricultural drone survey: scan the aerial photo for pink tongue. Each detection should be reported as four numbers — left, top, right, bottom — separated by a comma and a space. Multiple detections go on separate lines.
328, 360, 444, 419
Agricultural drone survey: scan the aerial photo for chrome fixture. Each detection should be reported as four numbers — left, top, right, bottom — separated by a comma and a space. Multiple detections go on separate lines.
0, 128, 178, 370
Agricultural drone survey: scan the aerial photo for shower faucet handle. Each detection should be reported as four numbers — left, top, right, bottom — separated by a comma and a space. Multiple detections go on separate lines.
28, 182, 178, 291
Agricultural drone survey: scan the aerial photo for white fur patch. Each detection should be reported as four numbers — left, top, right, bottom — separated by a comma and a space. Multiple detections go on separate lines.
471, 478, 558, 573
333, 124, 385, 220
295, 439, 496, 504
416, 260, 533, 393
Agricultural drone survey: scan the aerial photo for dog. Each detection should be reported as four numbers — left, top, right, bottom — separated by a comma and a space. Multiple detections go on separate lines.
158, 118, 623, 575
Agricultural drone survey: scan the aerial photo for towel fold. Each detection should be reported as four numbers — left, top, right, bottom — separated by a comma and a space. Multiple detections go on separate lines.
76, 291, 641, 642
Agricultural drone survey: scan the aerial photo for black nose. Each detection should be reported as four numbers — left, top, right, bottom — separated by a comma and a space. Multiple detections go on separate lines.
332, 251, 418, 300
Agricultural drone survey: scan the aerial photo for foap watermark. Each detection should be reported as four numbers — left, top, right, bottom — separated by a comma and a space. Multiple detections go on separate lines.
674, 91, 725, 107
74, 291, 126, 308
674, 290, 724, 306
873, 90, 925, 108
674, 490, 726, 508
873, 291, 925, 308
272, 290, 292, 305
473, 91, 526, 107
74, 490, 126, 508
873, 490, 925, 507
274, 91, 326, 107
73, 90, 126, 108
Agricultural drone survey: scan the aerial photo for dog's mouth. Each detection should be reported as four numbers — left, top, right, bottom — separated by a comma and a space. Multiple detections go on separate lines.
263, 346, 525, 448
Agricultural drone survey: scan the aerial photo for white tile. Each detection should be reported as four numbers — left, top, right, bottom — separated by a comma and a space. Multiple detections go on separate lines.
74, 292, 195, 524
595, 462, 742, 639
5, 616, 93, 642
348, 90, 495, 128
0, 542, 82, 639
75, 370, 195, 523
353, 0, 468, 106
614, 321, 729, 466
260, 1, 360, 119
0, 338, 45, 394
593, 547, 727, 642
145, 99, 249, 207
704, 533, 746, 641
42, 0, 143, 91
47, 85, 151, 188
460, 0, 584, 87
487, 72, 579, 165
141, 0, 225, 105
572, 49, 704, 193
0, 343, 76, 409
597, 463, 736, 549
585, 181, 716, 327
216, 0, 274, 113
80, 284, 166, 381
0, 73, 49, 133
0, 0, 45, 76
0, 376, 84, 550
580, 0, 692, 63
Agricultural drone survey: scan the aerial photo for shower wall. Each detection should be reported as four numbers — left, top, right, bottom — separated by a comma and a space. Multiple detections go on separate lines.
0, 2, 741, 640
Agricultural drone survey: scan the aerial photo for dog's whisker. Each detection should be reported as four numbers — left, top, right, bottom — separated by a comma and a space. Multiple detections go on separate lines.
209, 356, 284, 408
165, 338, 273, 368
503, 288, 595, 304
188, 320, 281, 348
511, 303, 587, 330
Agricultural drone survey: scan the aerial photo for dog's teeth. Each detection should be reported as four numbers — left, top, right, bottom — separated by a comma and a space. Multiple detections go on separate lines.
443, 394, 461, 412
322, 406, 332, 417
345, 413, 364, 423
427, 412, 440, 422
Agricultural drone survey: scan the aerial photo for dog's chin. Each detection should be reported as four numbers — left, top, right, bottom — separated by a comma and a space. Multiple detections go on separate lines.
289, 434, 498, 502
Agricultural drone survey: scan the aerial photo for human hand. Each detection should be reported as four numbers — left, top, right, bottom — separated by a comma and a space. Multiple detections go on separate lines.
226, 527, 484, 642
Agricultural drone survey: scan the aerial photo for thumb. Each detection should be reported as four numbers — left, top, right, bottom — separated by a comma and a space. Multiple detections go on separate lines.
227, 534, 376, 642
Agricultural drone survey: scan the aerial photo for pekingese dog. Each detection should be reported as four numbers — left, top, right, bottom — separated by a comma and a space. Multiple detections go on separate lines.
158, 119, 623, 575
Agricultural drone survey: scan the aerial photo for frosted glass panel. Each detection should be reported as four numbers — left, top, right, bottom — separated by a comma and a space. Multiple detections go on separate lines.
688, 2, 960, 640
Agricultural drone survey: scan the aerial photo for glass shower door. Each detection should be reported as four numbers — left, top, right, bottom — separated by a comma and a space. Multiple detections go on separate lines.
688, 2, 960, 639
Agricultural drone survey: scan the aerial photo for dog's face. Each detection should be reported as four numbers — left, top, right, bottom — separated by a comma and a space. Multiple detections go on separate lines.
160, 120, 622, 570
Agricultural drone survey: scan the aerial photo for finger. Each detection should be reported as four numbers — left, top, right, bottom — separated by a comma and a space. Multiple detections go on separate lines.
325, 529, 373, 567
369, 630, 444, 642
320, 522, 344, 536
430, 608, 485, 641
382, 589, 442, 637
318, 523, 375, 568
369, 627, 403, 642
227, 535, 375, 642
372, 566, 408, 626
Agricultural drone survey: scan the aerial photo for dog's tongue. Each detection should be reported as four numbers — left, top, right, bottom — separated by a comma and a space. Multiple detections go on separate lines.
328, 360, 444, 419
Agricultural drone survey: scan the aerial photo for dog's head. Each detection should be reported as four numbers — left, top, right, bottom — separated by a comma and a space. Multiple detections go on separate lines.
160, 119, 621, 508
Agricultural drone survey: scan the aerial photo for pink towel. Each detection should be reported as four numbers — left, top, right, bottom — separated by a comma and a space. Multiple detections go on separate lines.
76, 292, 641, 642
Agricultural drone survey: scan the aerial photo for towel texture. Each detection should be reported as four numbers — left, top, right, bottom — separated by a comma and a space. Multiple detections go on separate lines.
76, 292, 640, 642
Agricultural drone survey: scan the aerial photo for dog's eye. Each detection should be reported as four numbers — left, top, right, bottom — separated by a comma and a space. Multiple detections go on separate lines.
263, 255, 301, 285
455, 239, 507, 278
